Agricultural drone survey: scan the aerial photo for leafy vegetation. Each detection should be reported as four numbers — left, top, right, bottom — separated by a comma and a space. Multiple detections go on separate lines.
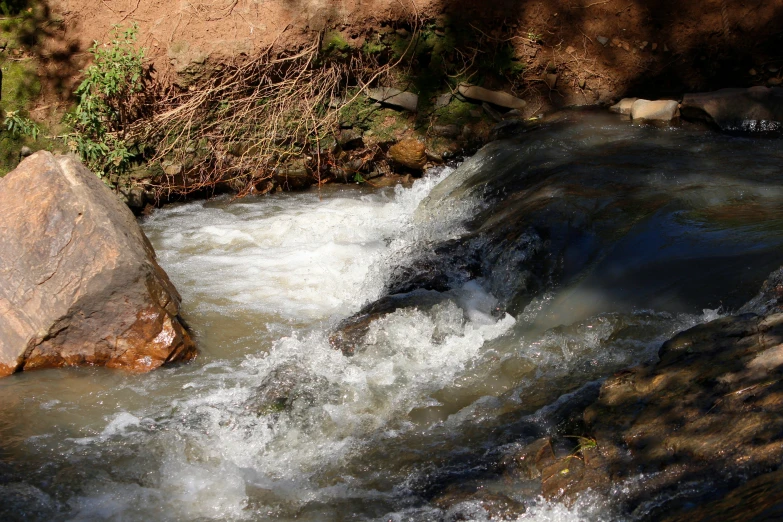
4, 110, 38, 140
65, 23, 145, 179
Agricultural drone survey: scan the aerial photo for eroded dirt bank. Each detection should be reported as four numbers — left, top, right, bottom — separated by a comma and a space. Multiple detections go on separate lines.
0, 0, 780, 207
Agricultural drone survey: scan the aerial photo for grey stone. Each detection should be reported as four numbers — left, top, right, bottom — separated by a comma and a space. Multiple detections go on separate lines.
367, 87, 419, 112
596, 36, 609, 46
458, 84, 526, 110
19, 146, 32, 157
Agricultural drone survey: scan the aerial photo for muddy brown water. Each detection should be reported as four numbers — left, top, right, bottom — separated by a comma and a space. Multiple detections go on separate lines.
1, 111, 783, 521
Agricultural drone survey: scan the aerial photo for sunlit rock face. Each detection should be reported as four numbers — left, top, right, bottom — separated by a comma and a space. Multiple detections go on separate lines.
0, 152, 195, 376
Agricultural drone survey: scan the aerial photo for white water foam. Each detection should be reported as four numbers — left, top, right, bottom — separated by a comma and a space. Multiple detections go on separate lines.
143, 168, 466, 322
66, 170, 523, 520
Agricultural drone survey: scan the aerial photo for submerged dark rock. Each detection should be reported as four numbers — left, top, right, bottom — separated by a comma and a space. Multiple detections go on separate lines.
509, 265, 783, 517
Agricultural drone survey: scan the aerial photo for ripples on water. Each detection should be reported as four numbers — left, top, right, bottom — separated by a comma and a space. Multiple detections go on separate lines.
1, 112, 783, 521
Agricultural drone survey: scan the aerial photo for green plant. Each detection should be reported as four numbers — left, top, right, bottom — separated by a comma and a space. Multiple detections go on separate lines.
66, 23, 145, 178
4, 110, 39, 140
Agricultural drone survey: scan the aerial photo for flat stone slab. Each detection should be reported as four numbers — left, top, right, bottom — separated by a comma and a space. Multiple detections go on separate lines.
458, 84, 526, 110
367, 87, 419, 112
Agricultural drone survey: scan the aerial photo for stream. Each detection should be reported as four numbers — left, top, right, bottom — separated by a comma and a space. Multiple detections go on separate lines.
2, 111, 783, 520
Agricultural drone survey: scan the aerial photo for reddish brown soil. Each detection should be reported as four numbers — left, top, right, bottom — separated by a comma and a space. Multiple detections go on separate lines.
34, 0, 783, 115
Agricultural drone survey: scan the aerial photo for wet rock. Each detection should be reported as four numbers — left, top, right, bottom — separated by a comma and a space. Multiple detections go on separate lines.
680, 87, 783, 132
367, 87, 419, 112
609, 97, 638, 115
329, 290, 452, 355
630, 99, 680, 123
245, 363, 323, 414
0, 152, 196, 376
458, 84, 526, 110
740, 266, 783, 315
661, 468, 783, 522
551, 270, 783, 510
388, 139, 426, 170
432, 485, 526, 521
502, 438, 555, 480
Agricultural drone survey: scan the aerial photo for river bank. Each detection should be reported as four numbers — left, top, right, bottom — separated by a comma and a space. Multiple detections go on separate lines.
2, 0, 783, 209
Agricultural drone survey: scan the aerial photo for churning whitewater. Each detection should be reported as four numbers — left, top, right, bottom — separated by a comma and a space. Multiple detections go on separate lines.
64, 168, 524, 521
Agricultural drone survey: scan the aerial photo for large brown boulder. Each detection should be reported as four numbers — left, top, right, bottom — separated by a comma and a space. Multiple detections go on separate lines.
0, 152, 196, 376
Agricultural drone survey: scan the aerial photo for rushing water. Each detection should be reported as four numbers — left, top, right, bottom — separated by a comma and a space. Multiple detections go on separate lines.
2, 111, 783, 521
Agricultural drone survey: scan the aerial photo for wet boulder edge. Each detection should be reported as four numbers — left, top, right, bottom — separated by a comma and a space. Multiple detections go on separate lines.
0, 152, 196, 376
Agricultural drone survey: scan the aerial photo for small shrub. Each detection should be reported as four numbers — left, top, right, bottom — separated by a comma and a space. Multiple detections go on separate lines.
66, 23, 145, 179
3, 110, 39, 140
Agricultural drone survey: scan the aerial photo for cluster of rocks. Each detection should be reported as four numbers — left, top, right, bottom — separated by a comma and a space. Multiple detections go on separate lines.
610, 86, 783, 131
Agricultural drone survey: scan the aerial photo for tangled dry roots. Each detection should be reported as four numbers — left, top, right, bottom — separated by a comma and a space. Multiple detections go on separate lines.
129, 30, 410, 199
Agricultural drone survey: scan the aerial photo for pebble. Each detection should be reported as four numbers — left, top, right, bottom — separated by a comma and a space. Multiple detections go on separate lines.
652, 43, 658, 51
768, 77, 782, 86
20, 146, 32, 157
596, 36, 609, 46
769, 66, 780, 73
749, 68, 758, 76
565, 45, 576, 54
